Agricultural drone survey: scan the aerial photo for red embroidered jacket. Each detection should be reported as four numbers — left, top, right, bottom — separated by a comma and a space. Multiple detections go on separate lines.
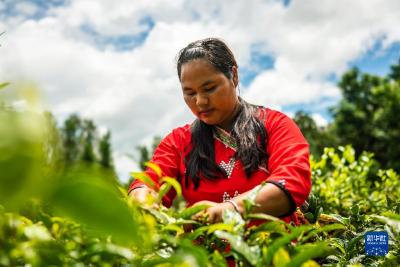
129, 108, 311, 224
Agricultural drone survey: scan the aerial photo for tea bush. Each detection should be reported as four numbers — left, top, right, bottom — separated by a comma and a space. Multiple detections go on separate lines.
1, 86, 399, 266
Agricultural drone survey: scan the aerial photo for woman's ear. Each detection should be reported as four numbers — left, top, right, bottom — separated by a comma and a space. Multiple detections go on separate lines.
232, 66, 238, 88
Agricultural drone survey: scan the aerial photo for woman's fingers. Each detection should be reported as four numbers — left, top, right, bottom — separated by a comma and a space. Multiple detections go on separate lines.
192, 207, 220, 224
192, 208, 208, 222
129, 187, 159, 208
207, 211, 216, 224
191, 201, 227, 224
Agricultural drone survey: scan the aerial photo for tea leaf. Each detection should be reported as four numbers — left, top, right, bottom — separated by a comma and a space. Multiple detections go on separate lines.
290, 242, 335, 266
215, 230, 260, 266
264, 225, 312, 266
158, 183, 172, 202
0, 82, 10, 90
160, 177, 182, 197
145, 162, 162, 177
52, 179, 140, 245
130, 172, 156, 189
272, 247, 290, 267
178, 204, 210, 219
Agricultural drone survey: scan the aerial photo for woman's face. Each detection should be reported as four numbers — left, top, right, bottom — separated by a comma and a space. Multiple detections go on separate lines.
180, 59, 239, 130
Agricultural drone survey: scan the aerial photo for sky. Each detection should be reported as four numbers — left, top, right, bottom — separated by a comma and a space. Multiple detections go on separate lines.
1, 0, 399, 183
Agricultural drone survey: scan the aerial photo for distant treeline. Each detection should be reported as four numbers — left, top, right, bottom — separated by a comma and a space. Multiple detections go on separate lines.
136, 59, 400, 175
22, 58, 400, 184
294, 59, 400, 172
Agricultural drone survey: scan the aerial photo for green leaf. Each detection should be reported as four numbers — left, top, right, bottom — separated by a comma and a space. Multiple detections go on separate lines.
157, 183, 172, 202
141, 239, 211, 267
145, 207, 176, 224
370, 214, 400, 234
186, 225, 211, 240
299, 223, 346, 243
242, 184, 264, 216
210, 250, 228, 267
299, 260, 320, 267
206, 223, 234, 234
174, 218, 200, 226
178, 204, 210, 219
273, 247, 290, 267
215, 230, 260, 266
321, 214, 350, 225
327, 238, 346, 254
246, 213, 280, 222
82, 243, 136, 260
145, 162, 162, 177
52, 179, 140, 245
304, 212, 315, 223
24, 224, 52, 241
0, 110, 52, 210
160, 177, 182, 197
162, 223, 184, 235
264, 225, 312, 266
178, 239, 212, 267
290, 242, 335, 267
185, 223, 231, 240
130, 171, 156, 189
0, 82, 9, 90
222, 208, 245, 235
347, 233, 365, 254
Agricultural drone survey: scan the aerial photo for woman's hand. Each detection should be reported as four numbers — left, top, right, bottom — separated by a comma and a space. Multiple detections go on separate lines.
192, 200, 234, 224
128, 187, 159, 208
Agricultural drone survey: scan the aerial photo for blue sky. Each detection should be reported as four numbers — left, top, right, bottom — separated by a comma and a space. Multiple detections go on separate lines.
80, 16, 155, 51
282, 41, 400, 118
350, 41, 400, 77
1, 0, 399, 181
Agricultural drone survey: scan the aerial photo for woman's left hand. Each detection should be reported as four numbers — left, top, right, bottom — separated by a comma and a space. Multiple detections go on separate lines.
192, 200, 233, 224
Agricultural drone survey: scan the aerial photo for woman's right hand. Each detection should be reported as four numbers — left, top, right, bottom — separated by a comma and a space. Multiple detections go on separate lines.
129, 187, 159, 208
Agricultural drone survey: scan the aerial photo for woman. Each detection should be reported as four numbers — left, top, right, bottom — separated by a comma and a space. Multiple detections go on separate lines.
129, 38, 311, 225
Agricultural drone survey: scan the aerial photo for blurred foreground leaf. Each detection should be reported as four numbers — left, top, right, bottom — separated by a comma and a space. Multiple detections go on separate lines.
215, 230, 260, 265
51, 168, 141, 245
0, 82, 9, 90
0, 104, 53, 209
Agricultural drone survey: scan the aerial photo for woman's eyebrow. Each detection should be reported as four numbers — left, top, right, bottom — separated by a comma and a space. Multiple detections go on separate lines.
183, 80, 215, 91
200, 80, 214, 87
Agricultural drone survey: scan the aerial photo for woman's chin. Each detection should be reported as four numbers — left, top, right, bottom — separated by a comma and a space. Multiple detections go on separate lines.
199, 118, 217, 126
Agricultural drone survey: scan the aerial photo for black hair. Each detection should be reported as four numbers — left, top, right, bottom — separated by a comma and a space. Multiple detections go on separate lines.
176, 38, 268, 189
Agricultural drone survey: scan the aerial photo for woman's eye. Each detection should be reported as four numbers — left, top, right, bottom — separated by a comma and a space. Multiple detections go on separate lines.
205, 86, 217, 92
185, 92, 195, 96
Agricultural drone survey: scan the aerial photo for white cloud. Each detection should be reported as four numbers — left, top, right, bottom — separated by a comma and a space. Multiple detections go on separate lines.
51, 0, 151, 36
114, 152, 138, 183
311, 113, 328, 127
243, 57, 340, 107
1, 0, 400, 183
14, 2, 38, 17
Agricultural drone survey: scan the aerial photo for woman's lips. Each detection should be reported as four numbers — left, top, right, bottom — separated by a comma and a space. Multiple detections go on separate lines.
199, 109, 214, 117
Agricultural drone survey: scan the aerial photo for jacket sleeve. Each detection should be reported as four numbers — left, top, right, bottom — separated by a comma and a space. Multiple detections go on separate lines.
128, 130, 181, 207
264, 110, 311, 215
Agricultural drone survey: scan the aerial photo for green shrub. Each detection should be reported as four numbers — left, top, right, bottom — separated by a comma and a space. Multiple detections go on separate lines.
1, 87, 399, 266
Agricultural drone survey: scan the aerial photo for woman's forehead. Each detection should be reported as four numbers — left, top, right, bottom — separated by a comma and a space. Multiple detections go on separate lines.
180, 59, 222, 85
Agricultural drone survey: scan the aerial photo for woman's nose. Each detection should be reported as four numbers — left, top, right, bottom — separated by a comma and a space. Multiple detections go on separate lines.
196, 94, 209, 106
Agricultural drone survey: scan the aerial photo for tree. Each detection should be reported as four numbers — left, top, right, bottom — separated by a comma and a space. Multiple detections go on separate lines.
389, 58, 400, 81
61, 114, 116, 171
136, 136, 161, 171
331, 60, 400, 171
62, 114, 82, 165
81, 119, 96, 163
43, 112, 64, 172
293, 111, 336, 157
331, 69, 381, 154
99, 131, 113, 168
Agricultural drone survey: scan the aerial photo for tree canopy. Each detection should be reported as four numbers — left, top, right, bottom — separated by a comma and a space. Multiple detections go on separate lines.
295, 59, 400, 172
